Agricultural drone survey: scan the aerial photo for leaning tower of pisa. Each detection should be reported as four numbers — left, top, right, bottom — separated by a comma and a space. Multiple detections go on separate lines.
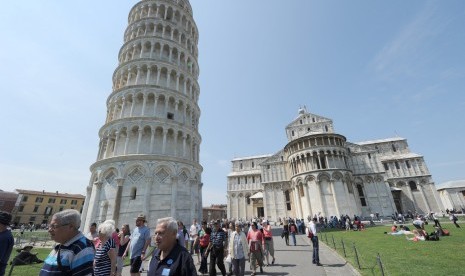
81, 0, 202, 230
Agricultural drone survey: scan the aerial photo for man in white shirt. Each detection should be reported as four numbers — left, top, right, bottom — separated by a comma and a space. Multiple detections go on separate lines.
307, 217, 321, 266
189, 219, 200, 255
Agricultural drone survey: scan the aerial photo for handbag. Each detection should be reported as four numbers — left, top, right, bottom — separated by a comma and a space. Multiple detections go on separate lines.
224, 254, 232, 266
307, 230, 314, 239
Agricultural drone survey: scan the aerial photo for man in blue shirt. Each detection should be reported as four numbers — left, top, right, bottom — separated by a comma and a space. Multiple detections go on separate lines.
148, 217, 197, 276
39, 209, 95, 275
123, 214, 151, 276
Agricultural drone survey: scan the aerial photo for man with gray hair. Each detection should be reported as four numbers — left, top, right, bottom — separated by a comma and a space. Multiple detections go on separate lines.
148, 217, 197, 276
39, 209, 95, 275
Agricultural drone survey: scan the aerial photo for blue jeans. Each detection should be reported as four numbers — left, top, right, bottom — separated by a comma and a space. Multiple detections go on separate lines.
290, 232, 296, 245
311, 236, 319, 263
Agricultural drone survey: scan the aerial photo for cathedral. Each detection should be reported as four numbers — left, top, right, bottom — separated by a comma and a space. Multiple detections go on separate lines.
82, 0, 203, 230
227, 107, 444, 221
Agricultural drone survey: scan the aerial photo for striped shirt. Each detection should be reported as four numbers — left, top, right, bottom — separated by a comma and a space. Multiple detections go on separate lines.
40, 232, 95, 276
210, 228, 226, 248
94, 238, 116, 275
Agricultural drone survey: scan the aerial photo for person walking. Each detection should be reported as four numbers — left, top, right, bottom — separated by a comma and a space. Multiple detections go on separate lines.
205, 221, 227, 276
289, 220, 298, 246
116, 224, 131, 276
0, 211, 14, 276
228, 222, 249, 276
94, 221, 116, 276
262, 221, 275, 266
450, 213, 460, 228
39, 209, 95, 275
246, 222, 264, 276
308, 217, 321, 266
282, 221, 289, 246
148, 217, 197, 276
123, 214, 151, 276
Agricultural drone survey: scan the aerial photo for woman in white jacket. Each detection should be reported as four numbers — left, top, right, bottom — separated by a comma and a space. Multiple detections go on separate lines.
228, 221, 250, 276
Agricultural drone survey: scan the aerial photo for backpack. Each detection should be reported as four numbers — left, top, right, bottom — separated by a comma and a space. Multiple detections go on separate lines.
427, 233, 439, 241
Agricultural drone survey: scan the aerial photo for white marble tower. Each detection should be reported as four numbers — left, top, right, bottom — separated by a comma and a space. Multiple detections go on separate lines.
82, 0, 202, 230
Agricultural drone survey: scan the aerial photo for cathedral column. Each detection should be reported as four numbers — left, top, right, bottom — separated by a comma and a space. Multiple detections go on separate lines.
170, 176, 178, 217
136, 128, 143, 154
330, 180, 340, 217
304, 182, 312, 217
406, 183, 418, 211
112, 178, 125, 225
418, 183, 431, 212
273, 186, 279, 220
292, 185, 301, 218
316, 181, 325, 216
243, 196, 247, 220
263, 187, 268, 220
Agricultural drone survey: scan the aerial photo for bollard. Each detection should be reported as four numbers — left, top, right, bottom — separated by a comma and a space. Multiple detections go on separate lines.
341, 238, 347, 257
353, 243, 361, 269
331, 235, 336, 249
377, 253, 385, 276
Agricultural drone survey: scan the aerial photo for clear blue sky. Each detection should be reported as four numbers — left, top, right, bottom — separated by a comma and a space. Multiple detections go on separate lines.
1, 1, 464, 206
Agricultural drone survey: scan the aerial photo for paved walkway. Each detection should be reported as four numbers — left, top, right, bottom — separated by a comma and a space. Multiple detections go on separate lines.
123, 229, 360, 276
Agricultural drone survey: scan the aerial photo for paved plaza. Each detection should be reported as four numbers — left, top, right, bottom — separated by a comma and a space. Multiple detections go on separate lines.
123, 229, 359, 276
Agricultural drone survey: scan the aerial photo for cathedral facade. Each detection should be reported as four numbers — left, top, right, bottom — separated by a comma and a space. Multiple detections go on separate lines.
227, 107, 444, 221
82, 0, 202, 231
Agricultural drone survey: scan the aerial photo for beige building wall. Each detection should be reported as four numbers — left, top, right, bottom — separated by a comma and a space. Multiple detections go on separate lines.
12, 189, 85, 226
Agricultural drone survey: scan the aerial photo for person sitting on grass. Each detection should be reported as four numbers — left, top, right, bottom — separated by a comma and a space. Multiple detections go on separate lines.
407, 230, 426, 241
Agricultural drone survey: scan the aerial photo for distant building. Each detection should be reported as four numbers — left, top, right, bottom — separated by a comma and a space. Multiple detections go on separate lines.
12, 189, 85, 226
437, 180, 465, 212
202, 204, 227, 222
227, 107, 444, 221
0, 190, 18, 213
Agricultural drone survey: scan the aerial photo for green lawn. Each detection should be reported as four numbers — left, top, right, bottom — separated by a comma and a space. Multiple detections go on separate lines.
319, 221, 464, 276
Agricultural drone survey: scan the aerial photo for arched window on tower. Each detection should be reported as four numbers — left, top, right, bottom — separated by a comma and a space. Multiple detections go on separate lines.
130, 187, 137, 200
409, 181, 418, 191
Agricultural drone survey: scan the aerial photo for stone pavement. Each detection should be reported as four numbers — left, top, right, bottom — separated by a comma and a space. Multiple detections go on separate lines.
123, 229, 360, 276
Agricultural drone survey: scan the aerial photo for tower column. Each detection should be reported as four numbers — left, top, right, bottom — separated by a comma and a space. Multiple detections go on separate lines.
149, 128, 155, 153
141, 93, 147, 116
146, 67, 152, 84
112, 178, 124, 225
136, 128, 143, 154
162, 129, 168, 154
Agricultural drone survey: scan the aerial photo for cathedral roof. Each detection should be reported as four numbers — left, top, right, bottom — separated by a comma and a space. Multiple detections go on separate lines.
231, 154, 272, 162
356, 137, 406, 145
436, 180, 465, 190
379, 153, 422, 161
